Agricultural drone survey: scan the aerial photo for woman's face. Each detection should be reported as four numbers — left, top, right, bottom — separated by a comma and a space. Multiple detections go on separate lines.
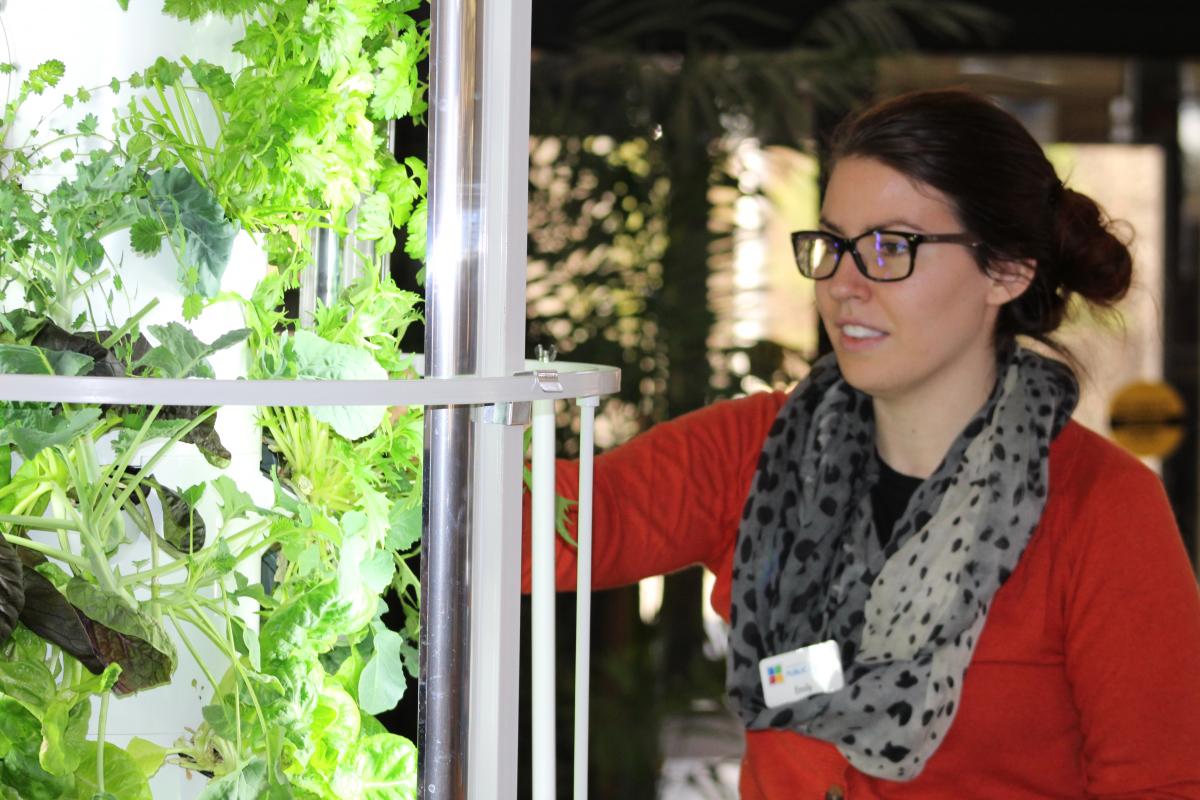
815, 156, 1015, 407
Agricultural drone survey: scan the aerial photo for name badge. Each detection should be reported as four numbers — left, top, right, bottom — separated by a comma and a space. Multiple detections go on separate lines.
758, 639, 845, 709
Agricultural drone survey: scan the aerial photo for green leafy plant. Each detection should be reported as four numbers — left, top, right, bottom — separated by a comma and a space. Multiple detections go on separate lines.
118, 0, 430, 288
0, 0, 429, 796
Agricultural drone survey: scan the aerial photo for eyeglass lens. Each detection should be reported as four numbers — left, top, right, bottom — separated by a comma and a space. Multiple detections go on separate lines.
797, 232, 913, 280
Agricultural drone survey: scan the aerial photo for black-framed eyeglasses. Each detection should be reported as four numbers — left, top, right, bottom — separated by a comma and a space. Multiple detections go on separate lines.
791, 229, 982, 282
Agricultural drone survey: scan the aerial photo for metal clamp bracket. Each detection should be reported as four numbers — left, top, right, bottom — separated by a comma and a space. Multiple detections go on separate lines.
532, 369, 563, 393
475, 401, 533, 426
512, 369, 565, 394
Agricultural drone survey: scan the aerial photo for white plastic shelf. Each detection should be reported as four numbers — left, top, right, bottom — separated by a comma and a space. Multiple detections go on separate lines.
0, 358, 620, 406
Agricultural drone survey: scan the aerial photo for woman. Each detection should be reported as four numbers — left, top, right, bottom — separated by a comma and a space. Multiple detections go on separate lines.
527, 89, 1200, 798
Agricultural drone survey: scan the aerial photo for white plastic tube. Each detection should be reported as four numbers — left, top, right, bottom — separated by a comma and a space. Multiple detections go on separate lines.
530, 399, 557, 800
574, 397, 599, 800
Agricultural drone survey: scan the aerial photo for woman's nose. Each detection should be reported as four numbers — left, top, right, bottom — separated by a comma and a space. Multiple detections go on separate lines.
825, 252, 871, 301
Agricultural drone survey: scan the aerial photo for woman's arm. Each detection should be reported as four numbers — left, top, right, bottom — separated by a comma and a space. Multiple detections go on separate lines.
1063, 451, 1200, 798
521, 390, 787, 592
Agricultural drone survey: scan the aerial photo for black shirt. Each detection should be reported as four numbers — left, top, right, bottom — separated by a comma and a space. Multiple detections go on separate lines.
871, 455, 924, 547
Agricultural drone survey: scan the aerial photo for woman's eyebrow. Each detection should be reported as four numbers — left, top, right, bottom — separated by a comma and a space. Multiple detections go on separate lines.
818, 218, 928, 234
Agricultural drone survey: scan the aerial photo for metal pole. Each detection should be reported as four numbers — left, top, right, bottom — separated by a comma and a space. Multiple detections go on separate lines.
419, 0, 484, 796
466, 0, 532, 796
574, 396, 598, 800
531, 397, 558, 800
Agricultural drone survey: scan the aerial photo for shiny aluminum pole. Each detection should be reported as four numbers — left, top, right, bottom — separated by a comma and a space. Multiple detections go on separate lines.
420, 0, 483, 797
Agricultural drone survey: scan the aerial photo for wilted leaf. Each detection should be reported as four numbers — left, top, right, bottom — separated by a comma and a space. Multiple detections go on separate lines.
65, 580, 177, 694
17, 565, 107, 675
0, 539, 25, 646
121, 473, 206, 553
112, 409, 231, 468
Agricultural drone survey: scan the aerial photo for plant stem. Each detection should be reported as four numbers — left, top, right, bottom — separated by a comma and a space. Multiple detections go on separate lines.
173, 603, 273, 776
221, 587, 244, 759
118, 557, 185, 586
0, 510, 77, 527
97, 406, 217, 537
119, 518, 271, 587
97, 691, 110, 794
100, 296, 159, 349
0, 533, 88, 569
166, 611, 224, 699
136, 484, 162, 607
97, 405, 163, 507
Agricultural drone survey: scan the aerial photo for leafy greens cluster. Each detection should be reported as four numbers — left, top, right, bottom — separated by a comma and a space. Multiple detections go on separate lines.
0, 0, 429, 797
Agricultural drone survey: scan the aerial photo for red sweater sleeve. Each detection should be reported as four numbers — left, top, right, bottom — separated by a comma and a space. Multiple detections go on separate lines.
521, 391, 787, 592
1060, 439, 1200, 798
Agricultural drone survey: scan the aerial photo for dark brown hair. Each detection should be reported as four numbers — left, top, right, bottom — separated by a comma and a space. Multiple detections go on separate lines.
827, 88, 1132, 353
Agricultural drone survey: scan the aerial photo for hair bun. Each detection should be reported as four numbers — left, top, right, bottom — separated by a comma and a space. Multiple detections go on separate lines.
1054, 187, 1132, 306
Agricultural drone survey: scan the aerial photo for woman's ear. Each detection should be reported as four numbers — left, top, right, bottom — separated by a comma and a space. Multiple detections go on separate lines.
986, 259, 1035, 306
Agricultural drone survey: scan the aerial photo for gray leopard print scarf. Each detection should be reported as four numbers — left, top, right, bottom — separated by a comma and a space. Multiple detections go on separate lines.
726, 345, 1078, 780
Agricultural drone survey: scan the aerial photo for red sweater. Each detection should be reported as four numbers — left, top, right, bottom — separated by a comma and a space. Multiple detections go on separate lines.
523, 391, 1200, 799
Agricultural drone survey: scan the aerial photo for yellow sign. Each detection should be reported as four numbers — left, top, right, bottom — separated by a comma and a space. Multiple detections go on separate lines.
1109, 381, 1187, 458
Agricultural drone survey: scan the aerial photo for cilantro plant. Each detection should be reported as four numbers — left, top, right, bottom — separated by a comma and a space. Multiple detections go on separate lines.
0, 0, 430, 796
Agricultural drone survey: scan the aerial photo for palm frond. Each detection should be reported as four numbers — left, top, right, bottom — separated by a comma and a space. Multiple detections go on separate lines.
572, 0, 793, 52
805, 0, 1002, 54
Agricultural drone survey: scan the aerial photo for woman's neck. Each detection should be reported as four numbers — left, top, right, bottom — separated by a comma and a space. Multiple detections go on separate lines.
872, 361, 998, 479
